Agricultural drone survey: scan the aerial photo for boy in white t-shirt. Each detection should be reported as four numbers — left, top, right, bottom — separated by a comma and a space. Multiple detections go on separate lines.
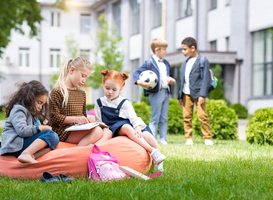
178, 37, 213, 146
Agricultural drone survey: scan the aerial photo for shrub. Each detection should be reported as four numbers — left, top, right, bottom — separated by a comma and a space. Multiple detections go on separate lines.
230, 103, 248, 119
0, 105, 4, 112
193, 100, 238, 140
167, 99, 184, 134
132, 102, 151, 125
86, 104, 95, 110
141, 94, 150, 106
246, 108, 273, 145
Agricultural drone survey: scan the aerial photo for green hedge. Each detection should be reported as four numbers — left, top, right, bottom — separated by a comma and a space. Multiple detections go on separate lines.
230, 103, 248, 119
86, 104, 95, 110
132, 102, 151, 125
193, 100, 238, 140
246, 108, 273, 145
133, 98, 184, 134
167, 99, 184, 134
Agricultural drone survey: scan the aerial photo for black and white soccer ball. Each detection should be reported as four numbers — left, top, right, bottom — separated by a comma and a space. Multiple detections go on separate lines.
139, 70, 158, 90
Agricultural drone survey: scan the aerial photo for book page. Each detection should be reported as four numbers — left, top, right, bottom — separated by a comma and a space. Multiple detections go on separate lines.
65, 122, 108, 132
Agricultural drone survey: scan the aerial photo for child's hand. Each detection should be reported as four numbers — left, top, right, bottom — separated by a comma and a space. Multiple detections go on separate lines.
134, 126, 143, 138
137, 79, 151, 90
166, 76, 175, 85
198, 96, 206, 104
39, 125, 52, 131
178, 99, 183, 109
75, 116, 89, 125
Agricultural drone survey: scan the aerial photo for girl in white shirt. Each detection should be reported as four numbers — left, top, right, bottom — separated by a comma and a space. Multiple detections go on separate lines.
95, 69, 166, 165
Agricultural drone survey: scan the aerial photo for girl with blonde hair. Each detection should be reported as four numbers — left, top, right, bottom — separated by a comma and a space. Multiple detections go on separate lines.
49, 57, 104, 146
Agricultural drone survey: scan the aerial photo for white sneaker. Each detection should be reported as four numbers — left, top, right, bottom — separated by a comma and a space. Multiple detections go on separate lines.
151, 149, 166, 164
205, 139, 214, 146
154, 162, 164, 172
185, 139, 193, 145
159, 139, 168, 145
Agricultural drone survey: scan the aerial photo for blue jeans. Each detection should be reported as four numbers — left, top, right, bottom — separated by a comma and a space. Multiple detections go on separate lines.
6, 130, 59, 158
148, 88, 169, 141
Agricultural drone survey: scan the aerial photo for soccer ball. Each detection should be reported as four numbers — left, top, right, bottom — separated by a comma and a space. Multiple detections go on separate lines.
139, 70, 158, 90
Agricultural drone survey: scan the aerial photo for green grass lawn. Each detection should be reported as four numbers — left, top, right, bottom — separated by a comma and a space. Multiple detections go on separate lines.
0, 135, 272, 199
0, 111, 7, 120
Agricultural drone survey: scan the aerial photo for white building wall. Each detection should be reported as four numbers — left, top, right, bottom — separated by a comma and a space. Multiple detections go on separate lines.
249, 0, 273, 32
175, 17, 195, 49
129, 34, 142, 60
207, 0, 230, 49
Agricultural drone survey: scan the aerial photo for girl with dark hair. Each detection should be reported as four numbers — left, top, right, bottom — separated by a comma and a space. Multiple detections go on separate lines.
0, 80, 59, 163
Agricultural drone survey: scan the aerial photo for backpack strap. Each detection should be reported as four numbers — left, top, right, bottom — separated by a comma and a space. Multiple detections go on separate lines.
145, 59, 152, 70
200, 56, 205, 78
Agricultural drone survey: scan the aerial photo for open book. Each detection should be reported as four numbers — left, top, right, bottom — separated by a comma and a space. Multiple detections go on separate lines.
65, 122, 108, 132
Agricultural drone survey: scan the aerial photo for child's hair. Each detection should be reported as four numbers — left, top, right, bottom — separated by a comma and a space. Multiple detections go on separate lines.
54, 56, 92, 107
101, 69, 129, 88
4, 80, 49, 122
150, 38, 168, 53
181, 37, 197, 50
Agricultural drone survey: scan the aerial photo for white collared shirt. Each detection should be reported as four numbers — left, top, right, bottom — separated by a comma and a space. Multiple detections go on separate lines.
183, 57, 197, 94
94, 96, 146, 129
152, 55, 168, 89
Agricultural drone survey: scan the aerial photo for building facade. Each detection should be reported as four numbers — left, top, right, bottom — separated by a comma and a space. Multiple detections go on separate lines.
0, 0, 272, 114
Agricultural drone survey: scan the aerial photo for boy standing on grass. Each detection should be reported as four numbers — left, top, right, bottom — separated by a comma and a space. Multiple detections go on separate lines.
133, 38, 175, 145
178, 37, 213, 146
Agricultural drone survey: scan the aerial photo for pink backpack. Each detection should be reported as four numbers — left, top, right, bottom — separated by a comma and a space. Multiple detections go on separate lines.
88, 145, 126, 181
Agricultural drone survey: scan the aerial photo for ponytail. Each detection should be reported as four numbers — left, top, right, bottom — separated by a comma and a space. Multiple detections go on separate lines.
54, 58, 73, 107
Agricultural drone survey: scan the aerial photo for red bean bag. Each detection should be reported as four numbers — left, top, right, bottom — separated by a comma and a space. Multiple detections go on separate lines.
0, 136, 152, 179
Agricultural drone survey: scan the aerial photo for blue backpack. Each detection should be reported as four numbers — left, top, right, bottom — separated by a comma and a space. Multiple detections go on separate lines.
200, 56, 218, 93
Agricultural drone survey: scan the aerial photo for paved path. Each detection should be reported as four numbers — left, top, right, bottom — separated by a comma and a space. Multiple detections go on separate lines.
0, 119, 249, 140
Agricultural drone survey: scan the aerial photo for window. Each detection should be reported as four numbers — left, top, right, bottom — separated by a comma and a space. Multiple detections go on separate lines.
80, 14, 91, 34
130, 0, 141, 35
211, 0, 217, 10
152, 0, 162, 28
131, 59, 140, 101
19, 48, 30, 67
113, 2, 121, 36
226, 37, 229, 51
210, 40, 217, 51
178, 0, 192, 19
80, 49, 90, 60
51, 12, 61, 27
50, 49, 61, 68
252, 29, 273, 96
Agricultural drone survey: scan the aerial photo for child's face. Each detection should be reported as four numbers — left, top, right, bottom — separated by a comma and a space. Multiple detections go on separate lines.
69, 67, 91, 88
103, 79, 122, 101
155, 47, 167, 59
35, 94, 47, 113
181, 44, 196, 57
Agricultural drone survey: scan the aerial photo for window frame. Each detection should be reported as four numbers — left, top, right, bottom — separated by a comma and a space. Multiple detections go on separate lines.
210, 0, 217, 10
177, 0, 192, 20
152, 0, 162, 28
50, 49, 61, 68
251, 28, 273, 97
80, 14, 91, 34
130, 0, 141, 35
18, 48, 30, 68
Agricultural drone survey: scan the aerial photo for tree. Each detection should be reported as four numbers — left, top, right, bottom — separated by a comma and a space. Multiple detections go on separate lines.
0, 0, 43, 57
87, 14, 124, 89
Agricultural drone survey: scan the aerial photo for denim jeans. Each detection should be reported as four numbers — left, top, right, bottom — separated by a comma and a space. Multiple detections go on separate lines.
6, 129, 59, 158
148, 88, 169, 142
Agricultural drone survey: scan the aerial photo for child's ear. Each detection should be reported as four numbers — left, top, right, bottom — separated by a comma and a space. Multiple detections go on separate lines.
69, 66, 75, 74
191, 46, 196, 51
